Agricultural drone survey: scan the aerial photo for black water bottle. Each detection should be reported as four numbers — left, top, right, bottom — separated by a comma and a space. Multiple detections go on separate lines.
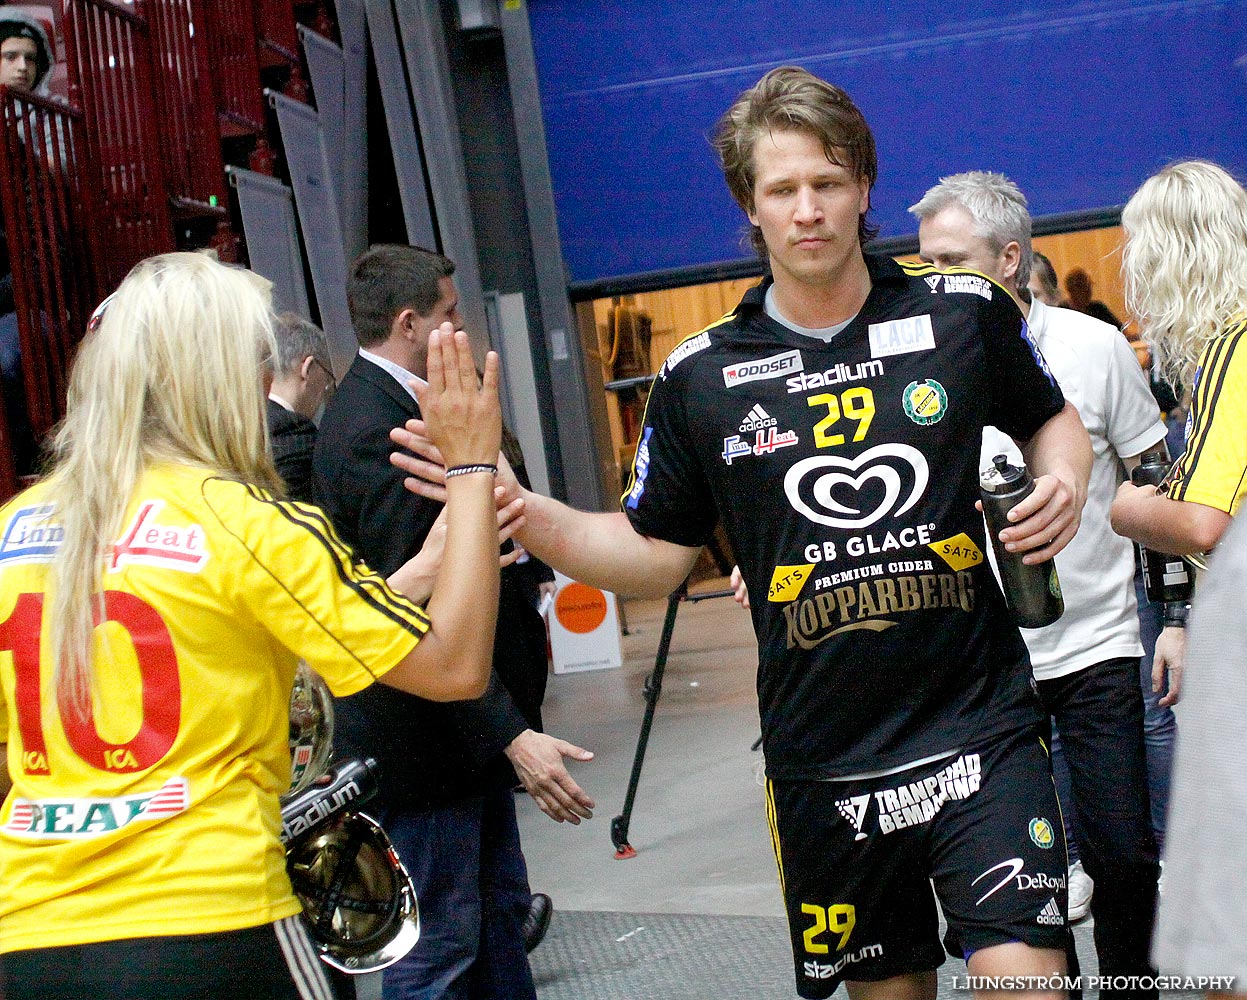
979, 454, 1065, 629
1131, 448, 1195, 604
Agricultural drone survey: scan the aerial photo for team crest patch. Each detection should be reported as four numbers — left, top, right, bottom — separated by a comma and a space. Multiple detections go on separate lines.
902, 379, 947, 425
1029, 817, 1055, 849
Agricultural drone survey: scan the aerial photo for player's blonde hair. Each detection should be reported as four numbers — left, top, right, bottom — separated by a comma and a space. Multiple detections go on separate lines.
45, 252, 282, 717
713, 66, 878, 256
1122, 160, 1247, 386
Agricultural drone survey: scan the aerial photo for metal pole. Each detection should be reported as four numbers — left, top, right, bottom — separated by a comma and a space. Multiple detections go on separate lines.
610, 583, 735, 859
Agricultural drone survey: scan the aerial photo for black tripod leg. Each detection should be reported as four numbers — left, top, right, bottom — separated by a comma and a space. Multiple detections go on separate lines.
611, 584, 685, 858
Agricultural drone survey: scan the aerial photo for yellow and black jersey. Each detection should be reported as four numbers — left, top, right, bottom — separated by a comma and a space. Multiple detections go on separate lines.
1167, 318, 1247, 516
623, 255, 1064, 780
0, 463, 427, 952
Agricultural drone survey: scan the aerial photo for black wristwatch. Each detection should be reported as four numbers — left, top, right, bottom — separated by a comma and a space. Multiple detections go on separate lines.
1162, 601, 1192, 629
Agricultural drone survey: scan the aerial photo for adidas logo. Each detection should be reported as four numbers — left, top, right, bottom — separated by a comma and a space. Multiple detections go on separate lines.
739, 404, 777, 433
925, 275, 942, 293
1036, 897, 1064, 926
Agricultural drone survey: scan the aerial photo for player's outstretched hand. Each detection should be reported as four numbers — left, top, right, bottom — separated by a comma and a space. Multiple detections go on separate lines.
390, 417, 524, 506
387, 491, 528, 605
1152, 625, 1185, 707
505, 729, 596, 825
413, 324, 500, 471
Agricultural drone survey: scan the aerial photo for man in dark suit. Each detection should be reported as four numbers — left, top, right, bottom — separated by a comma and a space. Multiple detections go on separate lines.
313, 245, 593, 1000
266, 312, 334, 503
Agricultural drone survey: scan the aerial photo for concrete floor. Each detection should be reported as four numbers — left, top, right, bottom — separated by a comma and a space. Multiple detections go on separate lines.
518, 583, 782, 919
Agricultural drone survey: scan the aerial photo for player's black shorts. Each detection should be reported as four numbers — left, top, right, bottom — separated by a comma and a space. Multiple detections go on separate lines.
766, 726, 1068, 999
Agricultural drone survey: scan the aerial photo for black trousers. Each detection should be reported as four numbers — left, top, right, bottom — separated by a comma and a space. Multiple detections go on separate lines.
0, 917, 339, 1000
1038, 656, 1160, 1000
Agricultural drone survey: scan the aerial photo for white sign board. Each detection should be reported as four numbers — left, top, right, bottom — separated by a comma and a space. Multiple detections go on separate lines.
546, 571, 622, 675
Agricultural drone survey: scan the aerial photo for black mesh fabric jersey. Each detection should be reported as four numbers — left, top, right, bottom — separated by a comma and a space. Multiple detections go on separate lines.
623, 254, 1066, 779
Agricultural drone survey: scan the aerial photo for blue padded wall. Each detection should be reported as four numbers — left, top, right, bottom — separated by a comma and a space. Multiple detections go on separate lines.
528, 1, 1247, 288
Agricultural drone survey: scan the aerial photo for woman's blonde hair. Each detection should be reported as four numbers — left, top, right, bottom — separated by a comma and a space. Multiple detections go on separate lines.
46, 252, 282, 716
1122, 160, 1247, 386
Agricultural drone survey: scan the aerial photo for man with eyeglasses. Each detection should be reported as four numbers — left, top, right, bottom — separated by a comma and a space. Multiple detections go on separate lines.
266, 311, 334, 503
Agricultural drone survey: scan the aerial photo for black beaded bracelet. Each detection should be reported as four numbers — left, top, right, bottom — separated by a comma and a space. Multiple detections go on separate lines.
444, 463, 498, 479
1162, 601, 1191, 629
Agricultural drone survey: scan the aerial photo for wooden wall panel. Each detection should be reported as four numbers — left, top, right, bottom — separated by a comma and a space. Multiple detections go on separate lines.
900, 226, 1129, 329
590, 275, 762, 482
1033, 226, 1128, 331
587, 225, 1131, 482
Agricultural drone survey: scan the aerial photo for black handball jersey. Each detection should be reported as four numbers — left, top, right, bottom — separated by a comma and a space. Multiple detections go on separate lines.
623, 255, 1065, 779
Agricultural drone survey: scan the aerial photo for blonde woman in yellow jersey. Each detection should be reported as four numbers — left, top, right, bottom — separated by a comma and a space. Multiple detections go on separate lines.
0, 253, 507, 1000
1111, 160, 1247, 706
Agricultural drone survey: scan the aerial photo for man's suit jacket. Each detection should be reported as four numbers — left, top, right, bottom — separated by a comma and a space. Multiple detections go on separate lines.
266, 397, 317, 503
312, 355, 547, 807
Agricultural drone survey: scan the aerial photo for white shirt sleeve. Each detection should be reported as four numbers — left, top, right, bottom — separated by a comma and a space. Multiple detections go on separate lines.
1102, 327, 1166, 460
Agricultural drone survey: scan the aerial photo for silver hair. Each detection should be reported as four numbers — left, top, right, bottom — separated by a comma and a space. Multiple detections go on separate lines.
272, 312, 331, 379
908, 170, 1033, 289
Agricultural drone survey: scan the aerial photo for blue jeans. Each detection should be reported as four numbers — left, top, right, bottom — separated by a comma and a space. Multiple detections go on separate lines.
1133, 567, 1176, 852
1048, 725, 1078, 864
376, 790, 536, 1000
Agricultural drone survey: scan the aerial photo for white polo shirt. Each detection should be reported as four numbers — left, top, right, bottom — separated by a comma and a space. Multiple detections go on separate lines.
981, 298, 1165, 680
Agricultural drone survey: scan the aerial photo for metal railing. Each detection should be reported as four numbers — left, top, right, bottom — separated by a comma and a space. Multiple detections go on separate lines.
203, 0, 265, 134
0, 0, 341, 499
0, 88, 103, 497
255, 0, 301, 65
147, 0, 228, 216
64, 0, 174, 291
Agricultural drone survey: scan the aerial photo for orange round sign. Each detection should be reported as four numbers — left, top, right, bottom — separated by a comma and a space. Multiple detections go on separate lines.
554, 582, 608, 634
